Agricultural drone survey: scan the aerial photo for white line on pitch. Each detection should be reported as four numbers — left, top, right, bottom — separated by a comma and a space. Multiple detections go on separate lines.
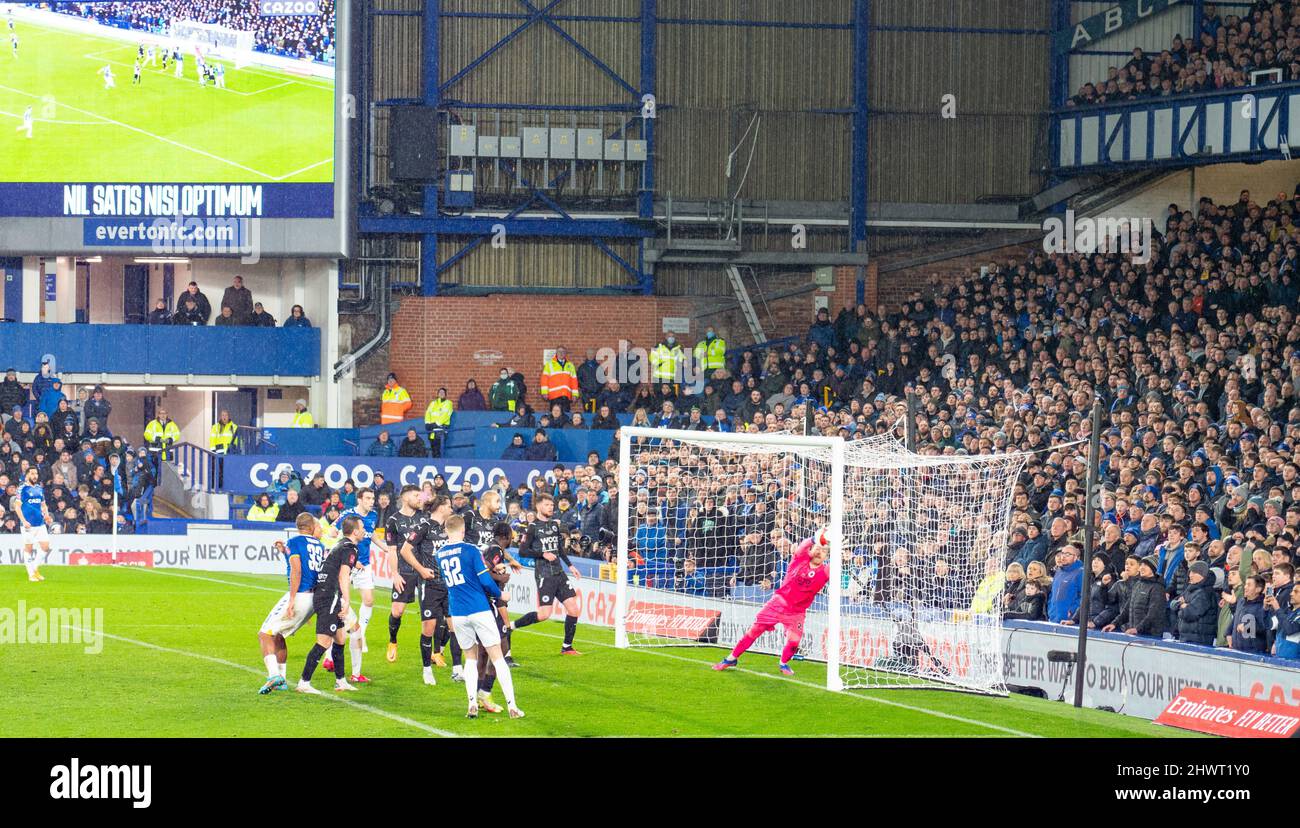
62, 624, 459, 738
120, 566, 285, 593
107, 567, 1035, 737
272, 158, 331, 181
0, 81, 279, 179
515, 627, 1040, 738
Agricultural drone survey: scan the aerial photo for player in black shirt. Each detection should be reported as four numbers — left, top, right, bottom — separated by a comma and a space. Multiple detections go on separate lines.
471, 497, 523, 665
384, 485, 425, 664
473, 520, 517, 712
296, 515, 364, 694
511, 492, 584, 654
397, 494, 458, 685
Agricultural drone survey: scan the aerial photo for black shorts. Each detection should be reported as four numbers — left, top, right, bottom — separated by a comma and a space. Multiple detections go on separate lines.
391, 571, 418, 604
418, 579, 449, 621
313, 596, 344, 637
537, 574, 576, 606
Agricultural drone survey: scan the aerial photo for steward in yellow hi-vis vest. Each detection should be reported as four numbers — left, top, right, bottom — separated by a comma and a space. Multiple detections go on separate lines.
292, 398, 314, 427
209, 411, 238, 454
144, 409, 181, 462
693, 327, 726, 372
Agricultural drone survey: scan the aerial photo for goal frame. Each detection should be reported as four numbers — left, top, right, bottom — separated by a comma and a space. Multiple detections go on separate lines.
614, 426, 846, 692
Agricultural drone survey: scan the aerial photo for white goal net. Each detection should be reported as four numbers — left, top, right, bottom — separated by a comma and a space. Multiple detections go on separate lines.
614, 426, 1027, 694
169, 19, 254, 69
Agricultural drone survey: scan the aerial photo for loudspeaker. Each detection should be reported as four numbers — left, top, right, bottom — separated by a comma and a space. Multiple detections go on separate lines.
389, 106, 439, 181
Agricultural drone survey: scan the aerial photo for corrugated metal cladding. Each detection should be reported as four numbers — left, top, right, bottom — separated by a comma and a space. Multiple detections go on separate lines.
435, 238, 639, 289
1068, 2, 1193, 92
657, 17, 852, 202
870, 0, 1048, 29
868, 27, 1048, 203
440, 0, 640, 106
870, 114, 1045, 204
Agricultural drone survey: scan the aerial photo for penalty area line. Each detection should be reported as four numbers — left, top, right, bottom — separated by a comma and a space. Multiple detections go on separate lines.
515, 627, 1040, 738
61, 624, 459, 738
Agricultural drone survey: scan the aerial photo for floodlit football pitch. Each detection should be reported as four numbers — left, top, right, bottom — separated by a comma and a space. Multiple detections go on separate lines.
0, 19, 333, 183
1, 566, 1191, 738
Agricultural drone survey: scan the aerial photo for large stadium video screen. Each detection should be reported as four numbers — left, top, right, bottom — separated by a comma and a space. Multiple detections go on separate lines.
0, 0, 350, 256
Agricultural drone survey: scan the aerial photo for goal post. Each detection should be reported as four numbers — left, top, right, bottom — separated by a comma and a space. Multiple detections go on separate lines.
614, 425, 1027, 694
169, 19, 255, 68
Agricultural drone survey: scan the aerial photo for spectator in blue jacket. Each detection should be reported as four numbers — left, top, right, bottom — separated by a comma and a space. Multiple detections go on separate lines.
1231, 575, 1270, 653
634, 509, 668, 565
676, 557, 707, 595
282, 304, 311, 327
1048, 544, 1084, 623
365, 430, 396, 457
500, 433, 527, 460
38, 379, 66, 419
1014, 522, 1048, 568
523, 429, 558, 463
808, 307, 835, 351
1272, 583, 1300, 660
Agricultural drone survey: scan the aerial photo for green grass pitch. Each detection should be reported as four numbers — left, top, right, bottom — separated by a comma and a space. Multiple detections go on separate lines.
0, 18, 333, 182
1, 565, 1195, 738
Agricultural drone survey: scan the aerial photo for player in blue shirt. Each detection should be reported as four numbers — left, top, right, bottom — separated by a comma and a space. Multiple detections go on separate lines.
257, 514, 326, 694
325, 488, 392, 682
15, 467, 51, 582
437, 515, 523, 719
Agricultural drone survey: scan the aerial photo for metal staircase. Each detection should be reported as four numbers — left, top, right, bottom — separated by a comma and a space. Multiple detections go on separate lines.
726, 264, 767, 343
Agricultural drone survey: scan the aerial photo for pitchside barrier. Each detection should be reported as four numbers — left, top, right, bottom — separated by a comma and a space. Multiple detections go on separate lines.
19, 528, 1300, 721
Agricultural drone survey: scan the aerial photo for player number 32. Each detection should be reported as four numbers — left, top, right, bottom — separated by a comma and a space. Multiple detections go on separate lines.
439, 556, 465, 587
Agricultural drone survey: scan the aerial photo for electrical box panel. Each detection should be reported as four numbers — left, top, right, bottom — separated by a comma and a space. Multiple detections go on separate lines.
549, 128, 576, 159
444, 171, 474, 208
522, 127, 549, 158
449, 125, 477, 157
577, 129, 603, 160
604, 139, 625, 160
499, 136, 522, 158
477, 136, 499, 157
626, 139, 647, 162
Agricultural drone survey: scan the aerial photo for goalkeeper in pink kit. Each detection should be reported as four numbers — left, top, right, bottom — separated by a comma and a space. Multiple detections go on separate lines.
713, 529, 833, 676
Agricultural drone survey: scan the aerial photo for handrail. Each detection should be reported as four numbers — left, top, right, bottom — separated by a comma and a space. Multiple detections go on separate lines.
173, 442, 219, 494
1052, 79, 1300, 117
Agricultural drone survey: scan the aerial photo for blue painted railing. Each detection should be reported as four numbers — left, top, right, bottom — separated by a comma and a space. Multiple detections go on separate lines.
0, 323, 320, 376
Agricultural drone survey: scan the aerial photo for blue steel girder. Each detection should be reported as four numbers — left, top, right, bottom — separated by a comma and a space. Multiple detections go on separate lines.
1176, 103, 1203, 156
439, 0, 637, 103
434, 160, 648, 287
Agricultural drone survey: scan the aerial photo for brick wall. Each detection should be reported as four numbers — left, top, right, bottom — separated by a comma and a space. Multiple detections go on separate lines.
379, 265, 869, 418
874, 242, 1036, 309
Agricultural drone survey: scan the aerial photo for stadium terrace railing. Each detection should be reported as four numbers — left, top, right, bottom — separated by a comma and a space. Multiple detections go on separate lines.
1053, 80, 1300, 173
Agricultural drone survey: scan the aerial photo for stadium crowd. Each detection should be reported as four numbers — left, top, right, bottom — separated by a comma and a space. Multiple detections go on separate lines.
51, 0, 335, 62
0, 360, 154, 535
357, 188, 1300, 660
1069, 2, 1300, 107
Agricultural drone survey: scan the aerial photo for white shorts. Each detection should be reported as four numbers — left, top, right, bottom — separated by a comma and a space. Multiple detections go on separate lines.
351, 564, 374, 590
259, 591, 315, 637
451, 611, 502, 651
21, 524, 49, 545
